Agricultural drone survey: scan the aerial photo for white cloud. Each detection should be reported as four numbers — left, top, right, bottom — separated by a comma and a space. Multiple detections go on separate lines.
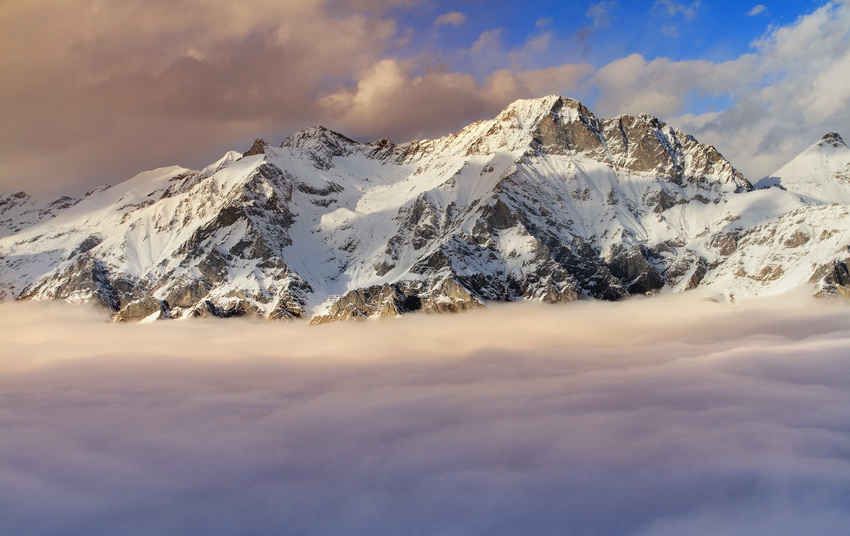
317, 29, 592, 143
2, 292, 850, 535
318, 57, 591, 141
576, 1, 850, 180
535, 16, 553, 29
747, 4, 767, 16
587, 53, 753, 118
435, 11, 466, 27
654, 0, 701, 20
299, 0, 850, 184
668, 0, 850, 179
661, 23, 679, 37
586, 1, 618, 30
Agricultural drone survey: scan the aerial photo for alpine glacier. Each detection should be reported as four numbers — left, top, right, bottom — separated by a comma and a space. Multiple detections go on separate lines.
1, 96, 849, 322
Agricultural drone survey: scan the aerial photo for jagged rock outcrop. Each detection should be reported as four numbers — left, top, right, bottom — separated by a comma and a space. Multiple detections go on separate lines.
242, 138, 269, 157
813, 259, 850, 298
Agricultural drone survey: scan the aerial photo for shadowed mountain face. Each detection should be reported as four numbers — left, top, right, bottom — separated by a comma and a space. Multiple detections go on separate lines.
2, 96, 849, 322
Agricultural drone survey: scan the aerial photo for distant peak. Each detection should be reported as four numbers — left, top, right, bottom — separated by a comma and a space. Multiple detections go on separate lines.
200, 150, 241, 177
817, 132, 846, 149
281, 126, 357, 148
280, 126, 358, 168
636, 113, 664, 127
242, 138, 269, 157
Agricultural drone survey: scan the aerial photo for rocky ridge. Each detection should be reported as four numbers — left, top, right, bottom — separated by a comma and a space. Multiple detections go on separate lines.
1, 96, 849, 322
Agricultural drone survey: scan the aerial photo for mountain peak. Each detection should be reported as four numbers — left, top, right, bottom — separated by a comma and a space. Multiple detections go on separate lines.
549, 95, 594, 115
281, 126, 357, 149
496, 95, 594, 128
757, 132, 850, 202
242, 138, 269, 157
816, 132, 846, 149
280, 126, 358, 169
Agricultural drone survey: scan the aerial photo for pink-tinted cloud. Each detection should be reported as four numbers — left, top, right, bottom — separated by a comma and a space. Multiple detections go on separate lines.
435, 11, 466, 27
0, 0, 407, 196
1, 0, 848, 197
0, 0, 587, 197
2, 292, 850, 534
318, 58, 591, 141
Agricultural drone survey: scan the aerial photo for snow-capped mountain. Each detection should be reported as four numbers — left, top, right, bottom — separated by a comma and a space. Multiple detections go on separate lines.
2, 96, 849, 322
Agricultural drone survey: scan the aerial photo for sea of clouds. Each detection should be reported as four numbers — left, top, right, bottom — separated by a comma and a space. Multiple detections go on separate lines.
2, 291, 849, 535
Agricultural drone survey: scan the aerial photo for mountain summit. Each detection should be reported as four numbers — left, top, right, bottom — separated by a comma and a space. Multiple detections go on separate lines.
2, 96, 849, 321
756, 131, 850, 205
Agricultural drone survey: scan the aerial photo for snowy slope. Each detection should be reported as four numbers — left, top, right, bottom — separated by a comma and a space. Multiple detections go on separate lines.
0, 191, 85, 238
1, 96, 848, 321
756, 133, 850, 204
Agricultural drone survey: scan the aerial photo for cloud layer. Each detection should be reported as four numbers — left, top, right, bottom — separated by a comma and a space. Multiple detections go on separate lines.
2, 292, 850, 535
0, 1, 848, 195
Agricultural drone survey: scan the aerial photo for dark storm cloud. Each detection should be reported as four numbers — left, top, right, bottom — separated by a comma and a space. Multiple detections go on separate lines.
1, 293, 849, 535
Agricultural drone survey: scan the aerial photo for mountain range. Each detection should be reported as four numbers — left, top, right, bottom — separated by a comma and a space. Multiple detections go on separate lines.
2, 95, 849, 322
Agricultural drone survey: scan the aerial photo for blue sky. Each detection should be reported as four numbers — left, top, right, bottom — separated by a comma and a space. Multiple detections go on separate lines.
387, 0, 832, 112
0, 0, 847, 195
399, 0, 795, 64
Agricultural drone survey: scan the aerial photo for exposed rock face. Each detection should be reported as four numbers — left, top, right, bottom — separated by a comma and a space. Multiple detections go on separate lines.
0, 191, 82, 237
814, 259, 850, 298
242, 138, 269, 157
603, 244, 664, 295
310, 284, 419, 324
666, 251, 708, 291
114, 296, 167, 322
533, 98, 606, 157
2, 95, 849, 322
281, 126, 357, 170
19, 255, 128, 311
820, 132, 846, 149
